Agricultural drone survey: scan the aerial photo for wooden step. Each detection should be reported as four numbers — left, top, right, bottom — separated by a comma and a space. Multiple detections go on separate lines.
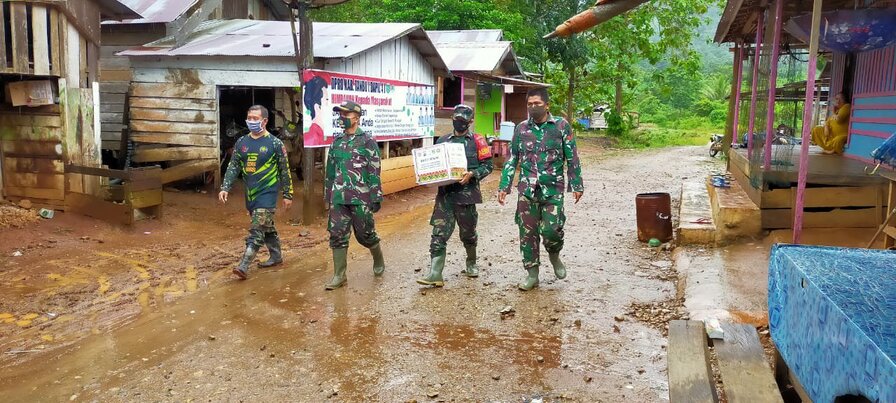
707, 175, 761, 244
668, 320, 717, 403
678, 180, 716, 245
713, 323, 783, 403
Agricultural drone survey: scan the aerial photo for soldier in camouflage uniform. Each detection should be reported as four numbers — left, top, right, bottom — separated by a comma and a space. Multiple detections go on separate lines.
219, 105, 294, 280
498, 87, 584, 291
417, 104, 493, 287
324, 100, 385, 290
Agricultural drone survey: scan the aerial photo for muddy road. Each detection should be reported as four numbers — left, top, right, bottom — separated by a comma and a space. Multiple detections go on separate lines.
0, 144, 720, 401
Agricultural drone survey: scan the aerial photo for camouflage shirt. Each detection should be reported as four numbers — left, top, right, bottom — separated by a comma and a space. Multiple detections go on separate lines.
221, 132, 294, 211
325, 128, 383, 205
498, 115, 584, 198
436, 131, 493, 204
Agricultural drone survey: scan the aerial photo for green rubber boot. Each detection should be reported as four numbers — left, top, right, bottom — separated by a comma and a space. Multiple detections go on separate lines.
464, 245, 479, 278
325, 248, 348, 290
549, 252, 566, 280
370, 243, 385, 277
416, 254, 445, 287
518, 266, 540, 291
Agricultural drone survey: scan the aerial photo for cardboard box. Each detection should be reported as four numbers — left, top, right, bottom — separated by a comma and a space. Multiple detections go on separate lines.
412, 142, 467, 186
6, 80, 55, 107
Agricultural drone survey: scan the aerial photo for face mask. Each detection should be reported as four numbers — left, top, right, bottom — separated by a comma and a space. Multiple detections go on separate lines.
246, 120, 264, 133
528, 105, 547, 121
338, 117, 353, 129
453, 119, 470, 133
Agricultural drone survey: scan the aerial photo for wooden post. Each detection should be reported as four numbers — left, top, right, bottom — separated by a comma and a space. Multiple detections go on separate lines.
746, 11, 765, 160
793, 0, 823, 244
288, 1, 317, 224
725, 41, 745, 158
763, 0, 784, 170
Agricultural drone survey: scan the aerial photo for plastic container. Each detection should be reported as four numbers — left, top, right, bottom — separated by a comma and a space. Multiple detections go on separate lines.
635, 192, 672, 242
499, 122, 515, 141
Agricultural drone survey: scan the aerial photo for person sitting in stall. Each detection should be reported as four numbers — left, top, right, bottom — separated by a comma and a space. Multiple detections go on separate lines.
812, 92, 851, 154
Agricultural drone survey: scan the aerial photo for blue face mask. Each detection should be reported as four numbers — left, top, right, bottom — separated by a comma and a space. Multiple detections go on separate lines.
246, 120, 264, 133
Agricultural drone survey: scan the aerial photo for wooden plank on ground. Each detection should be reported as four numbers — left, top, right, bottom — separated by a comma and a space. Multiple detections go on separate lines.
130, 120, 216, 135
0, 114, 63, 128
667, 320, 717, 403
10, 3, 29, 73
714, 323, 783, 403
0, 140, 63, 157
130, 83, 216, 99
134, 146, 218, 163
130, 107, 216, 124
5, 185, 64, 200
32, 6, 50, 75
129, 97, 216, 111
65, 191, 132, 225
3, 157, 64, 174
160, 159, 218, 184
131, 132, 216, 147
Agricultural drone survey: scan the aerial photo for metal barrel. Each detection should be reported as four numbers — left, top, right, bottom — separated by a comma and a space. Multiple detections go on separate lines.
635, 192, 672, 242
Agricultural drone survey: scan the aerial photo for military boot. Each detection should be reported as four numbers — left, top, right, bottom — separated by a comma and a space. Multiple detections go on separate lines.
233, 245, 258, 280
370, 243, 385, 277
548, 252, 566, 280
258, 234, 283, 268
463, 245, 479, 278
417, 254, 446, 287
325, 248, 348, 290
518, 266, 540, 291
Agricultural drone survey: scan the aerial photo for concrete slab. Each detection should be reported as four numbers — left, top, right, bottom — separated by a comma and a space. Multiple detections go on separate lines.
708, 175, 762, 244
678, 179, 716, 245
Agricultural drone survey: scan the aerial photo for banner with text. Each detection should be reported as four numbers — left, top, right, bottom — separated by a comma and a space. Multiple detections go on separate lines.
302, 69, 435, 148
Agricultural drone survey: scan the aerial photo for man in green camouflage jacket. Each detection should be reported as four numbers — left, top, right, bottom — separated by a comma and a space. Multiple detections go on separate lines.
498, 87, 584, 291
417, 104, 493, 287
324, 100, 385, 290
219, 105, 294, 280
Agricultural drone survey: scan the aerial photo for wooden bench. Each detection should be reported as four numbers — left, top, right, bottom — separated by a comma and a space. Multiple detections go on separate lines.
668, 320, 783, 403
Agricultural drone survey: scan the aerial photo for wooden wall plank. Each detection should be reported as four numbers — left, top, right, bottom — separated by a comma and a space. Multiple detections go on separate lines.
130, 132, 216, 147
0, 126, 63, 142
762, 207, 880, 229
0, 5, 7, 71
129, 97, 217, 111
10, 3, 29, 74
7, 172, 64, 189
160, 159, 218, 184
130, 120, 217, 135
133, 146, 218, 162
130, 83, 216, 100
0, 114, 63, 128
128, 189, 163, 209
6, 185, 64, 200
3, 157, 64, 174
49, 7, 60, 75
32, 5, 50, 76
0, 140, 63, 157
99, 69, 132, 81
130, 108, 215, 124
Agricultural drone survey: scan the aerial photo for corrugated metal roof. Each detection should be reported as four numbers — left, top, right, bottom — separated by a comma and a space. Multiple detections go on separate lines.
97, 0, 142, 20
118, 20, 448, 73
435, 42, 516, 73
427, 29, 503, 43
104, 0, 197, 25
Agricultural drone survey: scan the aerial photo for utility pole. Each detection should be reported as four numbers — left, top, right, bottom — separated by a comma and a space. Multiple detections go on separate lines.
287, 0, 349, 225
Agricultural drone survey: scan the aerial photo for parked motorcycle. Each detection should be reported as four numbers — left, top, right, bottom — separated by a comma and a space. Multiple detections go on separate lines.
709, 134, 724, 157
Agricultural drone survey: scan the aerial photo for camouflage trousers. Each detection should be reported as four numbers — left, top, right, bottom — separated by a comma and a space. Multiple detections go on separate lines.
515, 190, 565, 269
429, 193, 478, 257
328, 203, 380, 249
247, 208, 279, 249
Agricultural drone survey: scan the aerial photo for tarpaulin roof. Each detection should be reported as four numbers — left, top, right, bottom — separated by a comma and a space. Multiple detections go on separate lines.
427, 29, 503, 43
117, 20, 448, 72
103, 0, 196, 24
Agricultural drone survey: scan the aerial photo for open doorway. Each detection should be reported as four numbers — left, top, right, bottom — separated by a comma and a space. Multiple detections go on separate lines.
217, 86, 276, 179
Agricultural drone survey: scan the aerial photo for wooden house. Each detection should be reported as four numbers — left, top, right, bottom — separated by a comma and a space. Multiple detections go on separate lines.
99, 0, 290, 158
427, 30, 548, 138
117, 20, 448, 194
0, 0, 139, 209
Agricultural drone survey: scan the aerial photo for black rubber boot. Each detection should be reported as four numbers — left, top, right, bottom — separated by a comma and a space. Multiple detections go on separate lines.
258, 234, 283, 268
464, 245, 479, 278
233, 245, 258, 280
370, 243, 385, 276
549, 252, 566, 280
518, 266, 539, 291
325, 248, 348, 290
417, 254, 446, 287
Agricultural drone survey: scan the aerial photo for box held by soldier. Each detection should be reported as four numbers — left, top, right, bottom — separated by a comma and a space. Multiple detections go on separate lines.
412, 143, 467, 186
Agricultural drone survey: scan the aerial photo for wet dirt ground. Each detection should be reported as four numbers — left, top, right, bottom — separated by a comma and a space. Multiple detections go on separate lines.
0, 143, 722, 402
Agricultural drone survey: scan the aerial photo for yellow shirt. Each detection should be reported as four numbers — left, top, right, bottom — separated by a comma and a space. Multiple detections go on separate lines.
827, 103, 851, 138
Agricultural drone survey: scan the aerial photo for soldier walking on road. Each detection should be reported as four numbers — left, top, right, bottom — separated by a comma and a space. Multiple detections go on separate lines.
418, 104, 493, 287
219, 105, 294, 280
324, 100, 386, 290
498, 88, 584, 291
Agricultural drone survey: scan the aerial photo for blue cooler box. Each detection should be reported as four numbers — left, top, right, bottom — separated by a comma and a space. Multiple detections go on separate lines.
769, 245, 896, 401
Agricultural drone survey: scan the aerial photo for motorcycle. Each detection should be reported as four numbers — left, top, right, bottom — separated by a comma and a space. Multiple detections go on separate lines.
709, 134, 724, 157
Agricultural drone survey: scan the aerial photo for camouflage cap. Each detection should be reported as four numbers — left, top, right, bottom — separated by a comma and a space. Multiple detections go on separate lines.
452, 104, 474, 122
333, 100, 363, 114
